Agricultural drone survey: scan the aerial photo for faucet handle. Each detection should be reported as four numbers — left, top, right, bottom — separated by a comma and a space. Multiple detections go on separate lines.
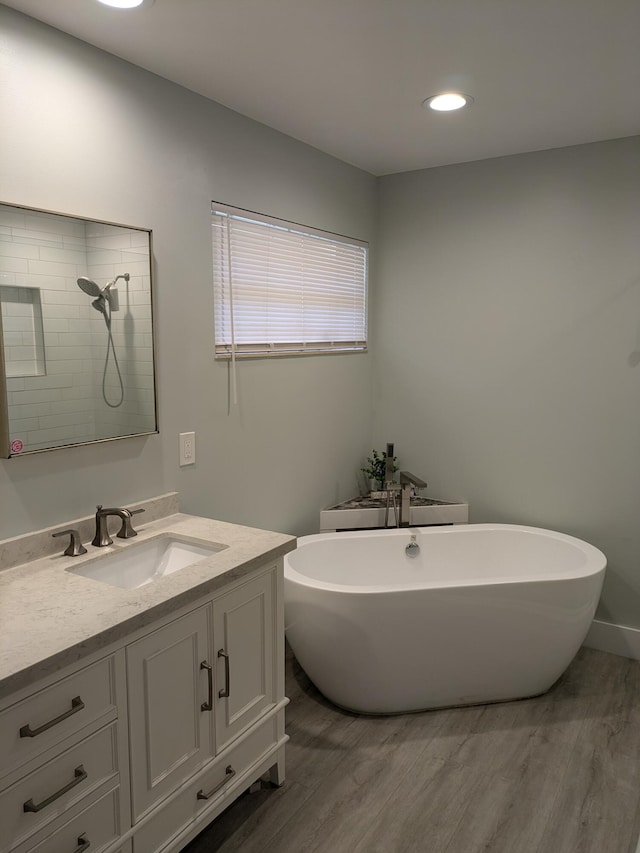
117, 508, 145, 539
52, 529, 87, 557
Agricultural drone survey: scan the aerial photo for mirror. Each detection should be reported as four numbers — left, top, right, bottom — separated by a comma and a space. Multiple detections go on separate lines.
0, 202, 157, 457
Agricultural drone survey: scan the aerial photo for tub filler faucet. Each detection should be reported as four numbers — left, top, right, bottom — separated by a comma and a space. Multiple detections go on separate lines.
383, 442, 400, 527
399, 471, 427, 527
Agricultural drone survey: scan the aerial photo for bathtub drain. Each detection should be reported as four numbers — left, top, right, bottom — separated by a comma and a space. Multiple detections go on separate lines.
405, 535, 420, 558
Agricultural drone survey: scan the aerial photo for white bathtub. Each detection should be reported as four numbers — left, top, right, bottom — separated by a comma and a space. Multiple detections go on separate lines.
284, 524, 606, 714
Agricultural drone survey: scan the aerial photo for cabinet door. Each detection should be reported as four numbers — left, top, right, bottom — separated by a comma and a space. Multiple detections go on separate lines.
126, 605, 213, 820
213, 570, 275, 752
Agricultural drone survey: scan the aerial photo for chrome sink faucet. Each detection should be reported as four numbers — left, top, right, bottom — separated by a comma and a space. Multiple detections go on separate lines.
92, 505, 145, 547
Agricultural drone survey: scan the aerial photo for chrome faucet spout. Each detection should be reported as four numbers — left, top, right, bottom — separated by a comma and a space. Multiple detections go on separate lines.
399, 471, 427, 488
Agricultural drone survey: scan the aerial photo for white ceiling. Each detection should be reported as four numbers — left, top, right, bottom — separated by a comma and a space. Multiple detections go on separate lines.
3, 0, 640, 176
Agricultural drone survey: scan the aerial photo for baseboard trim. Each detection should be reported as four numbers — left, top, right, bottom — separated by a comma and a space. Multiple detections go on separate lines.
583, 619, 640, 661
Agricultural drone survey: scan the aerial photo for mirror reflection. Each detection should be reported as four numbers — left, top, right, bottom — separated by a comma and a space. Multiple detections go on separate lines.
0, 203, 157, 456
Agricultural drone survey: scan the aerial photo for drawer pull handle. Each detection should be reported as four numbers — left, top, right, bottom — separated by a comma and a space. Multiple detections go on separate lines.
196, 765, 236, 800
73, 834, 91, 853
23, 765, 87, 813
218, 649, 230, 698
20, 696, 85, 738
200, 660, 213, 712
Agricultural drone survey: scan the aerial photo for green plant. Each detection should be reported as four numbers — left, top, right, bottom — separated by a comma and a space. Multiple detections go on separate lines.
361, 449, 398, 486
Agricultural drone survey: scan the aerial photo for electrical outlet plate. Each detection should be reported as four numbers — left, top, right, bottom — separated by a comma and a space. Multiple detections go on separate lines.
179, 432, 195, 466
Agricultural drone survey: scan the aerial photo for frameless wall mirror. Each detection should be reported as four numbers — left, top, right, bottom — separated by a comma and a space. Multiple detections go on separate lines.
0, 202, 157, 457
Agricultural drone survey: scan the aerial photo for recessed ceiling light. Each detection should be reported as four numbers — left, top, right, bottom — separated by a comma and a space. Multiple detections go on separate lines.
423, 93, 474, 112
96, 0, 146, 8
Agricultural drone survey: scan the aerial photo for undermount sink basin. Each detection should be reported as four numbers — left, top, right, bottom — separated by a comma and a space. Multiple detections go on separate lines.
67, 535, 227, 589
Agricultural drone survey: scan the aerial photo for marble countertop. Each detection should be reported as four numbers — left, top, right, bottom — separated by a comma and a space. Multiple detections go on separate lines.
0, 510, 296, 699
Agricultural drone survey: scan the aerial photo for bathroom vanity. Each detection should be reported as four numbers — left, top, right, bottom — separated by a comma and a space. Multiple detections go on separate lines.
0, 495, 296, 853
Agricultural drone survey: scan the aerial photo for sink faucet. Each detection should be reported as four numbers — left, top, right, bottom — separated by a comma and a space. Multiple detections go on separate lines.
399, 471, 427, 527
92, 505, 145, 547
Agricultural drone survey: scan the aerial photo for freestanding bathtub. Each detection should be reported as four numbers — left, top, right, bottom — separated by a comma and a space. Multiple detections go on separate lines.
284, 524, 606, 714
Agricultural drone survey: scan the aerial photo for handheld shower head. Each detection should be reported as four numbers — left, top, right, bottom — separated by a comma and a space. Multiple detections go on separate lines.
91, 297, 108, 317
77, 276, 103, 298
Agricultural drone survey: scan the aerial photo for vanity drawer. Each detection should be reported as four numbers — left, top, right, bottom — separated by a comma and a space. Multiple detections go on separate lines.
11, 787, 121, 853
133, 715, 278, 853
0, 722, 120, 851
0, 656, 118, 776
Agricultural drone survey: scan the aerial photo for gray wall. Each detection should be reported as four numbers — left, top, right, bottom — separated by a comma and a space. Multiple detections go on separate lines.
0, 7, 376, 539
375, 137, 640, 628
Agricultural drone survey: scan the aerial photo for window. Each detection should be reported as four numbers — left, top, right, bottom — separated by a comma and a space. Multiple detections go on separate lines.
212, 203, 368, 358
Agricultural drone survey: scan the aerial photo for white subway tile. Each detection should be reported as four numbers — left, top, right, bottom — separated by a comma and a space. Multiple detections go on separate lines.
28, 258, 80, 278
43, 318, 70, 333
24, 213, 81, 238
46, 346, 92, 361
11, 234, 65, 249
5, 360, 40, 378
1, 316, 33, 332
58, 331, 93, 347
86, 233, 132, 250
0, 240, 39, 260
86, 248, 126, 265
0, 257, 29, 274
39, 412, 91, 429
22, 375, 73, 390
11, 402, 53, 419
26, 426, 70, 444
60, 386, 92, 401
39, 246, 87, 265
0, 208, 27, 229
10, 388, 65, 404
10, 417, 41, 432
41, 290, 86, 305
43, 304, 82, 319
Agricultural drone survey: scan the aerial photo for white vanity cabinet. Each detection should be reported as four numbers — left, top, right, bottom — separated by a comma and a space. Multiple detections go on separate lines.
127, 568, 278, 824
126, 604, 213, 820
0, 654, 129, 853
212, 570, 276, 752
0, 558, 288, 853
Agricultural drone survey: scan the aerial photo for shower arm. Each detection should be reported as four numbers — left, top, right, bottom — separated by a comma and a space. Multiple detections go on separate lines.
105, 272, 130, 292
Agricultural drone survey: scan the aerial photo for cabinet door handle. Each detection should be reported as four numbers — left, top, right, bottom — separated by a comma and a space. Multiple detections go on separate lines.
218, 648, 230, 698
23, 765, 87, 813
73, 834, 91, 853
196, 765, 236, 800
19, 696, 85, 738
200, 660, 213, 711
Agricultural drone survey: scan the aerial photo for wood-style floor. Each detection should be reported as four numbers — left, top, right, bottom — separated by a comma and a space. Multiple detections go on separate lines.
186, 645, 640, 853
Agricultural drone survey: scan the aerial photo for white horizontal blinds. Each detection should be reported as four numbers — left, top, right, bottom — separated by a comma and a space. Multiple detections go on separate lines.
212, 204, 368, 357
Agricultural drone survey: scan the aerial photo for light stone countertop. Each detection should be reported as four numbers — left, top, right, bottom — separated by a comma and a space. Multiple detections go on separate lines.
0, 510, 296, 700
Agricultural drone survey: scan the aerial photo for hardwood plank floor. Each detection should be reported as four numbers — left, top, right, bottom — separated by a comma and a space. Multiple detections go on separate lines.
185, 645, 640, 853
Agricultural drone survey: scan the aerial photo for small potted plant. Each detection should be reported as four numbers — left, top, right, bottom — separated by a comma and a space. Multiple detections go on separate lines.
361, 449, 398, 492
